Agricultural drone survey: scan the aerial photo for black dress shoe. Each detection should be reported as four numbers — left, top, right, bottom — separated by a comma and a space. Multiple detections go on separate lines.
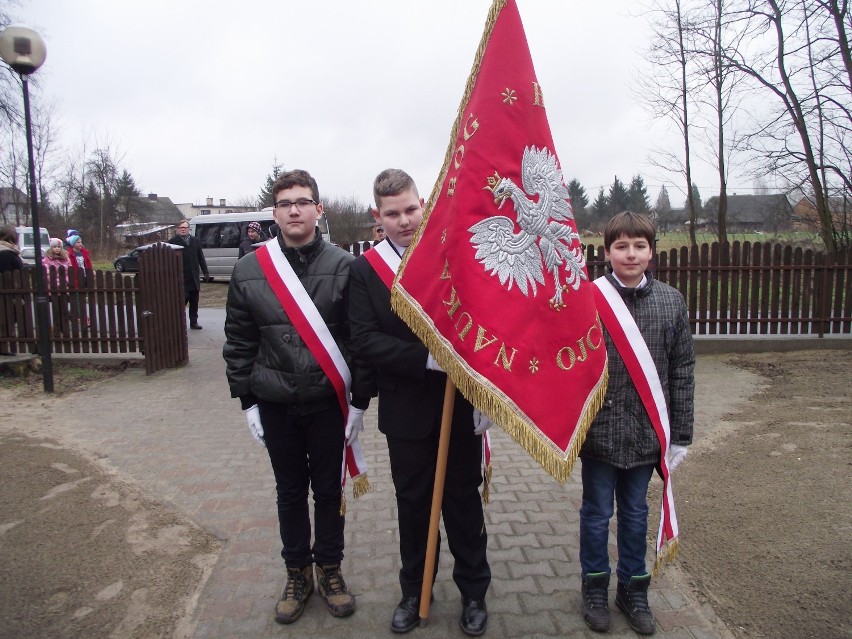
460, 598, 488, 636
190, 323, 202, 330
391, 596, 420, 634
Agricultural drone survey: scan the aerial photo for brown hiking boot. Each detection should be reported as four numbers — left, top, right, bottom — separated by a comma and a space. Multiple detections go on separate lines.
315, 563, 356, 617
274, 565, 314, 624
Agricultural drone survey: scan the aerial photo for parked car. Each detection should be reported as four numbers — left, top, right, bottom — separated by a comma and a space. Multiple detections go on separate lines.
113, 242, 181, 272
15, 225, 51, 265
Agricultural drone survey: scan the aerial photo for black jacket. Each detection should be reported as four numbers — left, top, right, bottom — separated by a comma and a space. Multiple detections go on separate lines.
223, 230, 371, 408
167, 234, 208, 293
347, 247, 474, 439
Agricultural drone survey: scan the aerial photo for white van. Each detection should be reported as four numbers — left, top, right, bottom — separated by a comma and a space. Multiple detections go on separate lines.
189, 209, 331, 279
15, 225, 50, 265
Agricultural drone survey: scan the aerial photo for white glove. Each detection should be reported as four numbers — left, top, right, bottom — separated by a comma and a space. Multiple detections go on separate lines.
472, 409, 494, 436
344, 405, 365, 446
426, 353, 444, 372
244, 405, 265, 447
667, 444, 688, 471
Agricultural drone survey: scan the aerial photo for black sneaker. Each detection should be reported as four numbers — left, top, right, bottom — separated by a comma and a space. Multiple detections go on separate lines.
581, 571, 611, 632
615, 574, 656, 635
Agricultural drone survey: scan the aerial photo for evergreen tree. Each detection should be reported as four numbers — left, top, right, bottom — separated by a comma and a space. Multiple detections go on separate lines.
566, 178, 589, 211
608, 176, 630, 215
690, 183, 702, 211
627, 175, 651, 212
655, 186, 673, 231
258, 159, 283, 209
591, 187, 610, 219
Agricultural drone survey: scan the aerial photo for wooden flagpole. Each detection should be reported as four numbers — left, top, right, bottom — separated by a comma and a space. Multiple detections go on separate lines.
418, 377, 456, 625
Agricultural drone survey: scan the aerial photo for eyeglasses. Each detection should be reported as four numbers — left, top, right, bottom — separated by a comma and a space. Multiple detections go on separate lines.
274, 198, 316, 211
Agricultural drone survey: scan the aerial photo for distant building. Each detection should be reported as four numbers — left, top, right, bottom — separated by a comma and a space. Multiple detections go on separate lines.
792, 196, 849, 232
703, 194, 793, 233
174, 197, 255, 220
0, 186, 29, 225
115, 193, 184, 247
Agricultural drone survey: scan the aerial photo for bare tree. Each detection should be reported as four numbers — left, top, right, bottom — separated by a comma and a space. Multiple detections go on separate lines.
322, 195, 371, 247
722, 0, 851, 252
689, 0, 753, 243
640, 0, 702, 245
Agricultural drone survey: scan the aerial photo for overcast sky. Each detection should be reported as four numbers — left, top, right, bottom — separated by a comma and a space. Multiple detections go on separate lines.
18, 0, 751, 210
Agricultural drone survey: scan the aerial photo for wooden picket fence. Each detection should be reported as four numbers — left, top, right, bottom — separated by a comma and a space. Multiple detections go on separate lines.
584, 241, 851, 337
1, 241, 849, 368
0, 243, 188, 374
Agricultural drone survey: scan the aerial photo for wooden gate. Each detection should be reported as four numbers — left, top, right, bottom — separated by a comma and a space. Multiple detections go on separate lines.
138, 244, 188, 374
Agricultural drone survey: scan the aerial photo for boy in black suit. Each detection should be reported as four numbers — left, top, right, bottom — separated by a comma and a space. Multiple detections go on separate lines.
347, 169, 491, 636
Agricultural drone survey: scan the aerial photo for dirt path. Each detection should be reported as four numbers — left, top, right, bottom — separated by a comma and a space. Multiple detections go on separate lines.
670, 350, 852, 639
0, 347, 849, 638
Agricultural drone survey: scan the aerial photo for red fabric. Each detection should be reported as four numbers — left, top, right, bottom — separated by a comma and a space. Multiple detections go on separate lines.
392, 0, 606, 477
363, 246, 395, 289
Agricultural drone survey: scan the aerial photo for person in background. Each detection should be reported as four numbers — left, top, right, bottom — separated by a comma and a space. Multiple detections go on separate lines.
578, 211, 694, 636
347, 169, 492, 636
238, 221, 266, 258
42, 238, 72, 335
0, 225, 23, 273
42, 237, 72, 287
66, 235, 92, 281
168, 220, 209, 330
66, 234, 93, 327
372, 224, 385, 243
63, 228, 79, 250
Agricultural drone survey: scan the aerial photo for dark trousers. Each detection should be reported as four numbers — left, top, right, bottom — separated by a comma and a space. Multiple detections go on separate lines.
259, 401, 346, 569
184, 289, 200, 324
385, 409, 491, 600
579, 457, 655, 584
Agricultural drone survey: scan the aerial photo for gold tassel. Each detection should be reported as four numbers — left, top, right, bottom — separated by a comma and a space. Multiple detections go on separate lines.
351, 475, 372, 499
481, 462, 493, 504
339, 492, 346, 517
652, 537, 680, 576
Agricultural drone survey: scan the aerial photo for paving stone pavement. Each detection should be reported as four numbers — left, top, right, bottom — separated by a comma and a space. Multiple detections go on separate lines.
32, 307, 737, 639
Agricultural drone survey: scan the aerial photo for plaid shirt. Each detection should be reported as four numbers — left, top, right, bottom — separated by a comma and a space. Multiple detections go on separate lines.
580, 272, 695, 469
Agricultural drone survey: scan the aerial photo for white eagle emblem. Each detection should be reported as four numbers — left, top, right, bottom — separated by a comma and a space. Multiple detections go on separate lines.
469, 146, 587, 310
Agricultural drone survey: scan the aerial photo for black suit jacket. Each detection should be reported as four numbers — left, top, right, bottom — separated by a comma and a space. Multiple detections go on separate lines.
348, 249, 472, 440
168, 234, 209, 293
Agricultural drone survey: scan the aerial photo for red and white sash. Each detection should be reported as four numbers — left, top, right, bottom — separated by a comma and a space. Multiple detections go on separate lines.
592, 276, 679, 570
365, 241, 493, 503
256, 240, 369, 501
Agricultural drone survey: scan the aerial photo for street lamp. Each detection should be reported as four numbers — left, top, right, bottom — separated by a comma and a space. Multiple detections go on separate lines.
0, 26, 52, 392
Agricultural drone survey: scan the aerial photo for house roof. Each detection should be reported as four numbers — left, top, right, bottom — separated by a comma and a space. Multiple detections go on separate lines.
127, 195, 183, 225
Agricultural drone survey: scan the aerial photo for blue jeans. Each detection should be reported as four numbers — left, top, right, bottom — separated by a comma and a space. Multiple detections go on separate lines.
579, 457, 655, 584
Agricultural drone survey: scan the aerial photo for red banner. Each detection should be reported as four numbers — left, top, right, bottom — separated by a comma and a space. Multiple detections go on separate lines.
391, 0, 607, 481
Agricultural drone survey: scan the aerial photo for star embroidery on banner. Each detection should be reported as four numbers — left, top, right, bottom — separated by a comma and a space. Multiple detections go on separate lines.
501, 88, 517, 105
529, 357, 539, 374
